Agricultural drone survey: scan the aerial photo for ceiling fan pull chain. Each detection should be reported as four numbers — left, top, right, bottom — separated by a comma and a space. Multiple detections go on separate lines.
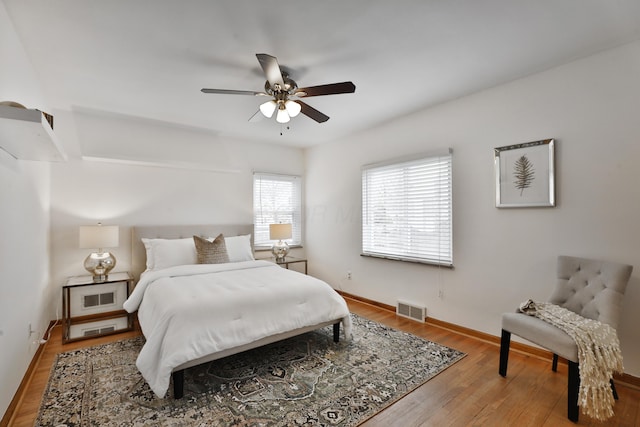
280, 124, 292, 136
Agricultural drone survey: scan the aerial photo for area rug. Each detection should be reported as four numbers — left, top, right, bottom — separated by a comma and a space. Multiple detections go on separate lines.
35, 314, 465, 426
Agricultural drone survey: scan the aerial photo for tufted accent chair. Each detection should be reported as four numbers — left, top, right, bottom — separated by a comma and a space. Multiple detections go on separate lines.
499, 255, 632, 422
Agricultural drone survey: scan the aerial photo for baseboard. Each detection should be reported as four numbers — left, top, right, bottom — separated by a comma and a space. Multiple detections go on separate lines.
338, 290, 640, 390
339, 291, 397, 313
0, 320, 55, 427
616, 372, 640, 390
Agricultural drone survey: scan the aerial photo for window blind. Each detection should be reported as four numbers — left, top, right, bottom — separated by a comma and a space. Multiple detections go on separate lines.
362, 149, 453, 266
253, 173, 302, 247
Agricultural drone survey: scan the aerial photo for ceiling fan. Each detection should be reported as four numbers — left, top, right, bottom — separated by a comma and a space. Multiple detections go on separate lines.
201, 53, 356, 124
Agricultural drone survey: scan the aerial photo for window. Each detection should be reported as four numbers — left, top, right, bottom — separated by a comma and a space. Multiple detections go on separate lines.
253, 173, 302, 248
362, 149, 453, 266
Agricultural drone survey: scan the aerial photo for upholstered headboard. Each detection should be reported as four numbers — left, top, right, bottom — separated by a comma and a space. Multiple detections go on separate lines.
131, 224, 254, 281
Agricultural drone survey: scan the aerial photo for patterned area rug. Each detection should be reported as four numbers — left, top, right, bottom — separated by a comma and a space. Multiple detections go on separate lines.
36, 314, 465, 426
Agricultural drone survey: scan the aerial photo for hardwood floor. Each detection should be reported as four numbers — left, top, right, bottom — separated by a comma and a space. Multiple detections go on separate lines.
5, 297, 640, 426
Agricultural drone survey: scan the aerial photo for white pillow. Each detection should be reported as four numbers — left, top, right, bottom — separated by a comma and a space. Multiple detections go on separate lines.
141, 237, 197, 270
224, 234, 254, 262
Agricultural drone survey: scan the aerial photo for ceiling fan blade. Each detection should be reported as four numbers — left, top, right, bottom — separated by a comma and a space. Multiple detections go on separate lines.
295, 81, 356, 97
296, 100, 329, 123
201, 88, 266, 96
256, 53, 285, 89
248, 110, 265, 122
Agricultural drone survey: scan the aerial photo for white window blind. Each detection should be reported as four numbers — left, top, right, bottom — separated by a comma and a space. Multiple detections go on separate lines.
362, 149, 453, 266
253, 173, 302, 247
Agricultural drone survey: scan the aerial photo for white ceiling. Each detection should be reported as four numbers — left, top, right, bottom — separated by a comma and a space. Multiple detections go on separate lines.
4, 0, 640, 147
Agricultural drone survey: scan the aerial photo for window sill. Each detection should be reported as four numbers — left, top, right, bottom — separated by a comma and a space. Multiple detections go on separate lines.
360, 252, 453, 268
255, 245, 303, 252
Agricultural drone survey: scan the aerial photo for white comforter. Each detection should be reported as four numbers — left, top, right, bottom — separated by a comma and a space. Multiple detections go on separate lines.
123, 260, 351, 398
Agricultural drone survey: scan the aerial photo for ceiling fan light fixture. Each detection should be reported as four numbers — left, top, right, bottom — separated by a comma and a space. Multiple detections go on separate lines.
201, 53, 356, 125
276, 106, 290, 123
285, 100, 301, 117
259, 100, 277, 118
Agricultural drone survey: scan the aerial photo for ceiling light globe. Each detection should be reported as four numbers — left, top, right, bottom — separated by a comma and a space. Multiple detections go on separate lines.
285, 100, 301, 117
259, 100, 277, 118
276, 108, 290, 123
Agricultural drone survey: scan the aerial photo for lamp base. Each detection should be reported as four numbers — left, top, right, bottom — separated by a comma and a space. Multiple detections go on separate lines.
84, 252, 116, 282
271, 240, 290, 261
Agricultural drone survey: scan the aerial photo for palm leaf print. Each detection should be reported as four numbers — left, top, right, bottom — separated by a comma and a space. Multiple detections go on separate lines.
513, 154, 535, 195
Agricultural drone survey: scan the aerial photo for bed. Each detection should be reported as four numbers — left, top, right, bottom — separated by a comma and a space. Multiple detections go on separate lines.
124, 224, 352, 399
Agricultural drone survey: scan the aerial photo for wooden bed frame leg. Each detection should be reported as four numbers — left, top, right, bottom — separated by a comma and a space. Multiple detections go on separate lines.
333, 322, 340, 342
173, 370, 184, 399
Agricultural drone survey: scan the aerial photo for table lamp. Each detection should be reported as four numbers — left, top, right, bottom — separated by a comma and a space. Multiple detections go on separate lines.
269, 223, 292, 261
79, 223, 119, 282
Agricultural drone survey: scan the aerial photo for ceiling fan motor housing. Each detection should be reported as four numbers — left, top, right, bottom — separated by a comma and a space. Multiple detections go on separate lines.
265, 73, 298, 97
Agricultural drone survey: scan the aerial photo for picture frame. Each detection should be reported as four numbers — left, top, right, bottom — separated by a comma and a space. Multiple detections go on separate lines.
494, 139, 555, 208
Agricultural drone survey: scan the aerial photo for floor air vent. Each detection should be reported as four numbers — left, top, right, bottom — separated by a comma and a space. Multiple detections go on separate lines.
396, 300, 426, 322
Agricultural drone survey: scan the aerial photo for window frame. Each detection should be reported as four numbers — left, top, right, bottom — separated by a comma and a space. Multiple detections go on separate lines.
253, 172, 303, 250
361, 149, 453, 267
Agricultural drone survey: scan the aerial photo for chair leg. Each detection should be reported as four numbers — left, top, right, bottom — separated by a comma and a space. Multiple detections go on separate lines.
499, 329, 511, 377
552, 353, 558, 372
568, 360, 580, 422
611, 379, 619, 400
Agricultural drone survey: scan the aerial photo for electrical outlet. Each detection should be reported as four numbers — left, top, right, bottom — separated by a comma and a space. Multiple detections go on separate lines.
28, 322, 32, 337
438, 289, 444, 299
347, 271, 352, 280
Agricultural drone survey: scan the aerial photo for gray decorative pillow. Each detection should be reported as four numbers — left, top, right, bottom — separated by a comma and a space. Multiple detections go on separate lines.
193, 234, 230, 264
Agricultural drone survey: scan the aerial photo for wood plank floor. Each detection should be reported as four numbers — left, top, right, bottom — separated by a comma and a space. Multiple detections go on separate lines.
6, 297, 640, 426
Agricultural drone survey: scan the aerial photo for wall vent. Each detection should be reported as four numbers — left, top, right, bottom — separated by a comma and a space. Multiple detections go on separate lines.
396, 300, 426, 322
83, 325, 116, 337
83, 292, 115, 309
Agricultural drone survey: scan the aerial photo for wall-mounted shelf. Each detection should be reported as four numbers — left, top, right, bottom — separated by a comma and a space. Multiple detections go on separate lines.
0, 104, 66, 161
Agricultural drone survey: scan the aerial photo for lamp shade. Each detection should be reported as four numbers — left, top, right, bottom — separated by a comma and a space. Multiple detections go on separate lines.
276, 107, 290, 124
259, 100, 277, 118
285, 100, 301, 117
269, 223, 292, 240
79, 224, 119, 249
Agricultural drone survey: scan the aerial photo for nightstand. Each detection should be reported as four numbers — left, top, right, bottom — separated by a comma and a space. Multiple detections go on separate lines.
62, 272, 134, 343
273, 256, 308, 274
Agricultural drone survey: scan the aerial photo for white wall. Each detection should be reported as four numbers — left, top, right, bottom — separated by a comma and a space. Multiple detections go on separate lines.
48, 111, 305, 311
305, 40, 640, 376
0, 0, 53, 418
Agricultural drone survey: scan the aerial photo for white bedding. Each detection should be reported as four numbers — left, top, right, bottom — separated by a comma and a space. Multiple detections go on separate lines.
124, 260, 351, 398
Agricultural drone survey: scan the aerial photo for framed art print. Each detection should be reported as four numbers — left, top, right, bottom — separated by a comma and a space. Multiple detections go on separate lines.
494, 139, 555, 208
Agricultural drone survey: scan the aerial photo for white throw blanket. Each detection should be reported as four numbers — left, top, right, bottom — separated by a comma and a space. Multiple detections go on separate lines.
519, 299, 623, 421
